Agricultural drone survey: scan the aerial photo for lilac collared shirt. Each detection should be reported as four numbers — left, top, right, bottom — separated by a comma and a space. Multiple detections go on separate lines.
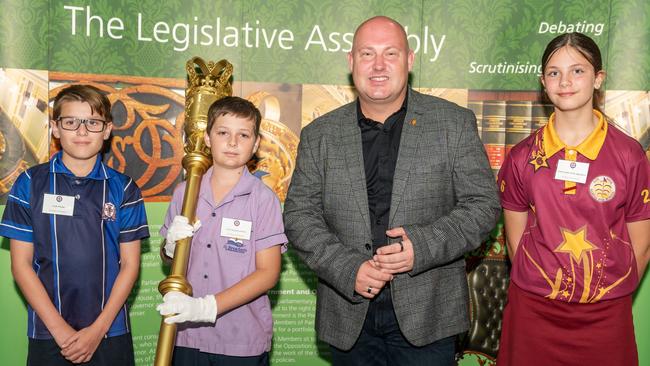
161, 167, 287, 356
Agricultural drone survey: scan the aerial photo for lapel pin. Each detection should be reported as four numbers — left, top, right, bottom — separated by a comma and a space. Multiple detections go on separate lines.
410, 119, 416, 126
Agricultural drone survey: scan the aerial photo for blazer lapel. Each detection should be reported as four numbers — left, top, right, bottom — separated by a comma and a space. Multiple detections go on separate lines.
340, 106, 371, 236
390, 89, 422, 225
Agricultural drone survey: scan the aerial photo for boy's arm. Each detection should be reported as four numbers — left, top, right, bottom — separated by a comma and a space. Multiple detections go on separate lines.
159, 240, 172, 265
213, 190, 284, 314
158, 245, 282, 323
215, 245, 281, 314
61, 240, 141, 364
10, 239, 77, 347
628, 220, 650, 278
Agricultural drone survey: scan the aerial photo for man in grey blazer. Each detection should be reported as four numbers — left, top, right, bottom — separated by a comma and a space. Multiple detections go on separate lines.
283, 16, 500, 365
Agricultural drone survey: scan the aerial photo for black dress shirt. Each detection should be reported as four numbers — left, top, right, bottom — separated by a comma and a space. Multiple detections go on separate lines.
356, 97, 407, 251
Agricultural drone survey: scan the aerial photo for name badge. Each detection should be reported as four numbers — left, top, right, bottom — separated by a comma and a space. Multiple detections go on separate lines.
555, 159, 589, 184
220, 218, 252, 240
42, 194, 75, 216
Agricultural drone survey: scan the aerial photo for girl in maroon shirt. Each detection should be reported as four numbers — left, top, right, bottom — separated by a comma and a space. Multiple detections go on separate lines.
497, 32, 650, 366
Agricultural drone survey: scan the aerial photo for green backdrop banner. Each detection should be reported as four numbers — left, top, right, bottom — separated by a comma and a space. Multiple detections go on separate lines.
0, 1, 649, 365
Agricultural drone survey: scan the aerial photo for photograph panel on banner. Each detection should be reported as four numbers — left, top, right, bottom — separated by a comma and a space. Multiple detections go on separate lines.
605, 91, 650, 152
0, 68, 49, 203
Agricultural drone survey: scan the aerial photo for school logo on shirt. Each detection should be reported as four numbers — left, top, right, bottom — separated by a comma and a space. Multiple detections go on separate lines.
224, 238, 247, 254
589, 176, 616, 202
101, 202, 117, 221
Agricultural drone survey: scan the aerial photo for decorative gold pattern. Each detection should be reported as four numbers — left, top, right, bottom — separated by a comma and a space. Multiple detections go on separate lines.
50, 73, 301, 203
184, 58, 233, 157
528, 133, 549, 171
528, 150, 549, 171
49, 73, 187, 201
555, 226, 597, 263
246, 91, 299, 201
524, 224, 632, 303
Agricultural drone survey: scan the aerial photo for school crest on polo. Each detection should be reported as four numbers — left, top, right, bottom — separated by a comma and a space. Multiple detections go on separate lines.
101, 202, 117, 221
589, 176, 616, 202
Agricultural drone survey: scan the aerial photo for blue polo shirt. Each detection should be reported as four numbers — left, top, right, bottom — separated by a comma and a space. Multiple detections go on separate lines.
0, 151, 150, 339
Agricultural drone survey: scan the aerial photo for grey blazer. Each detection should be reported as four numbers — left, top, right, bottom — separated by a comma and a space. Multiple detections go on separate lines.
283, 88, 500, 350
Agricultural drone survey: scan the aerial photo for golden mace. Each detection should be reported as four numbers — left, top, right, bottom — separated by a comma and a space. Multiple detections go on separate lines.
154, 57, 233, 366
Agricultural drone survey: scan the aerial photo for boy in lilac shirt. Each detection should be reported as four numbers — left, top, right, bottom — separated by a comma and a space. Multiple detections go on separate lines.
157, 96, 287, 365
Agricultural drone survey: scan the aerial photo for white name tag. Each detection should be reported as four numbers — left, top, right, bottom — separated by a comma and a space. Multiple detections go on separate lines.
554, 159, 590, 184
220, 217, 252, 240
42, 194, 75, 216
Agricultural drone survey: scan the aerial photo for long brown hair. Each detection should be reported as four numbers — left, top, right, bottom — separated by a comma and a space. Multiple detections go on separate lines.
541, 32, 605, 116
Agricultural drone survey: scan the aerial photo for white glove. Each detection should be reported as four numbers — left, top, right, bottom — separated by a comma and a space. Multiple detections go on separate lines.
164, 215, 201, 258
156, 291, 218, 324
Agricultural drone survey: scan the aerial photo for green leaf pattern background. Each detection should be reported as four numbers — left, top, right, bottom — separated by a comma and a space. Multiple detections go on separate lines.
2, 0, 645, 90
0, 0, 48, 69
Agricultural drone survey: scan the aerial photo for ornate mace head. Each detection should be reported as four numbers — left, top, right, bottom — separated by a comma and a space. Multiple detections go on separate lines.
184, 57, 233, 156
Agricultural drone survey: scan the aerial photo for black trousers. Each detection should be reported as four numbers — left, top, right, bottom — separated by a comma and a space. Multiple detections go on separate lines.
172, 347, 269, 366
330, 287, 456, 366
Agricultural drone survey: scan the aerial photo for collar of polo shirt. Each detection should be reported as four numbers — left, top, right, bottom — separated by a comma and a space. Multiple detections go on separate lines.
543, 109, 607, 161
198, 166, 258, 207
49, 151, 109, 180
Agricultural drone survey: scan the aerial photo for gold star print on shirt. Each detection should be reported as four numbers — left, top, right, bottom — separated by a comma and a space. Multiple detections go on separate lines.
528, 132, 549, 171
554, 226, 598, 302
522, 225, 632, 303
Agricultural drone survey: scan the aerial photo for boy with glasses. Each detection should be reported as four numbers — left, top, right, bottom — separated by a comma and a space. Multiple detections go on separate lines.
0, 84, 149, 365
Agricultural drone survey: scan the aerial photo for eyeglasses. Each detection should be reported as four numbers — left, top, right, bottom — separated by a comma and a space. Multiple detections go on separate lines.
56, 117, 108, 133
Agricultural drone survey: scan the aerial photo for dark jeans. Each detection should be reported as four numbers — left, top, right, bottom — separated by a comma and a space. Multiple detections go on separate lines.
27, 333, 135, 366
172, 346, 269, 366
330, 288, 456, 366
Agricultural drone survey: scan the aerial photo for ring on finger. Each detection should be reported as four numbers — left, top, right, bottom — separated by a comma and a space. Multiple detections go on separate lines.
367, 286, 373, 294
